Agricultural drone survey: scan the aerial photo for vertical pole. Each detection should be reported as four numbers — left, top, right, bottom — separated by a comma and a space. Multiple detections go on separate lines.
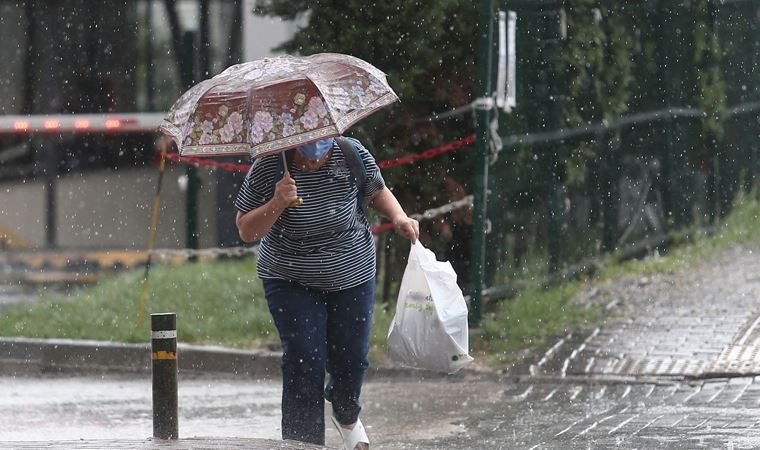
137, 140, 169, 326
182, 31, 199, 251
545, 7, 566, 272
382, 230, 392, 304
22, 1, 35, 115
145, 0, 155, 111
654, 0, 679, 229
44, 137, 57, 249
601, 134, 620, 252
470, 0, 494, 326
705, 0, 721, 222
199, 0, 210, 80
547, 150, 561, 271
226, 0, 244, 67
151, 312, 178, 440
750, 6, 760, 192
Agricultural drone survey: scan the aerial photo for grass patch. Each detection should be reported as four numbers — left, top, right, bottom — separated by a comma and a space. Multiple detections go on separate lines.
479, 282, 602, 365
0, 258, 277, 348
4, 194, 760, 369
0, 256, 396, 363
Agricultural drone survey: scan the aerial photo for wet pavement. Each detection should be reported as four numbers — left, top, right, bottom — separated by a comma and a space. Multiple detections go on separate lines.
3, 373, 760, 449
532, 246, 760, 379
3, 245, 760, 449
0, 374, 498, 449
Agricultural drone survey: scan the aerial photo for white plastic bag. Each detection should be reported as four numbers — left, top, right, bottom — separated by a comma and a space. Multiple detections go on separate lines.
387, 241, 474, 373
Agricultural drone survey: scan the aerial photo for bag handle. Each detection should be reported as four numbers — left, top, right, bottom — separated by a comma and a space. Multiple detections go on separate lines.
410, 240, 437, 265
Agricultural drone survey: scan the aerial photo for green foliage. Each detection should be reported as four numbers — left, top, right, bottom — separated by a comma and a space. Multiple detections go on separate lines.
253, 0, 479, 153
692, 0, 726, 139
560, 2, 636, 122
481, 281, 600, 365
558, 2, 634, 185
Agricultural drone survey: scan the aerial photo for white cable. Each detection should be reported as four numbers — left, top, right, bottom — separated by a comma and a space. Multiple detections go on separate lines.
149, 246, 259, 259
414, 103, 476, 123
473, 97, 496, 111
146, 197, 474, 260
410, 195, 474, 221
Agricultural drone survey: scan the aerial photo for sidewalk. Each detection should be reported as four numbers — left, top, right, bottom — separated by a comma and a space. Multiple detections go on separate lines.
530, 245, 760, 380
1, 438, 329, 449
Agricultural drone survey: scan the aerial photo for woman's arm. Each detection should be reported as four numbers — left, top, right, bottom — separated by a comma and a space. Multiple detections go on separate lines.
236, 171, 298, 243
368, 186, 419, 243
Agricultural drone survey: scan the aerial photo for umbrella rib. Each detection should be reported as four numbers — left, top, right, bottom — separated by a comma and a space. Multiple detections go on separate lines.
319, 54, 389, 83
301, 72, 342, 134
161, 77, 227, 150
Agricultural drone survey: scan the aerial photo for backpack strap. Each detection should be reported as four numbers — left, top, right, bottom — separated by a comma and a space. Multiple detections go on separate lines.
335, 137, 368, 209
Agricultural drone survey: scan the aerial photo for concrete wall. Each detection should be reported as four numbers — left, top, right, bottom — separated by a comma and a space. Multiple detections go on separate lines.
0, 1, 295, 250
0, 180, 46, 246
0, 166, 224, 249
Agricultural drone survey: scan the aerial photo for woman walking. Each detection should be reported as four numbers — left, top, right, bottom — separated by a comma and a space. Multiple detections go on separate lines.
235, 136, 418, 449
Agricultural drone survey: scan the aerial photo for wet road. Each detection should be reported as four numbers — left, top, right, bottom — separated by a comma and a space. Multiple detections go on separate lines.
3, 246, 760, 449
2, 373, 760, 449
0, 375, 282, 442
0, 373, 499, 449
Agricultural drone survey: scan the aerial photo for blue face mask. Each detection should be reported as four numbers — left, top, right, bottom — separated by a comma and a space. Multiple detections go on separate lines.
297, 138, 334, 161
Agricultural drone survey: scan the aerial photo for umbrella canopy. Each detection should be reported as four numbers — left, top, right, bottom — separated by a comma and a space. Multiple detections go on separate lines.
159, 53, 398, 158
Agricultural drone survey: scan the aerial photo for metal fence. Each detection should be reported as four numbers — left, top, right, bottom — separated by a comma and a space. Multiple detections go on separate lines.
473, 0, 760, 314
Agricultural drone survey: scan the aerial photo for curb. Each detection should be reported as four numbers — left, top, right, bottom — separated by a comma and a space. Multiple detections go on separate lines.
0, 337, 499, 382
0, 337, 280, 379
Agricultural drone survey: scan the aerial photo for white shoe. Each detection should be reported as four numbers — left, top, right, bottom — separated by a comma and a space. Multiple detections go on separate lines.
331, 416, 369, 450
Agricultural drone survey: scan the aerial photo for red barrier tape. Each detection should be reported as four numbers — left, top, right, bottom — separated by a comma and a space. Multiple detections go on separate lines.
370, 223, 395, 234
161, 134, 475, 173
377, 135, 475, 169
162, 136, 476, 236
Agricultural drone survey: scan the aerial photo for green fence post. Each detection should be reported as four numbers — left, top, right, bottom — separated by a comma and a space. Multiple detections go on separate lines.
470, 0, 495, 326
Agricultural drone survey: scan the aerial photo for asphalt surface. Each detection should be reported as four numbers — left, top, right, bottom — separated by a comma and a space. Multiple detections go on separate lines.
0, 373, 499, 449
3, 245, 760, 449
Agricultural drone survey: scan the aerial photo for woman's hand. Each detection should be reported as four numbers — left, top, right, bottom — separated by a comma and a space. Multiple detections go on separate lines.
273, 172, 298, 210
393, 215, 420, 243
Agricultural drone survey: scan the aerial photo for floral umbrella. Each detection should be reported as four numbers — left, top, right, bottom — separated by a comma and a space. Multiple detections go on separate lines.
159, 53, 398, 158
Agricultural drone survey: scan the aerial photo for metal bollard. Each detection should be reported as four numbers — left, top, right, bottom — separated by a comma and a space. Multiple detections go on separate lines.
151, 312, 178, 439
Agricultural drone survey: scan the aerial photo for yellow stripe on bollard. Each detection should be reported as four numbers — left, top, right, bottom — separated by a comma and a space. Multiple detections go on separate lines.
152, 351, 177, 361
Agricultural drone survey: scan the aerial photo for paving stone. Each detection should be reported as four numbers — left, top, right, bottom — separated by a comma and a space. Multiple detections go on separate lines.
534, 247, 760, 379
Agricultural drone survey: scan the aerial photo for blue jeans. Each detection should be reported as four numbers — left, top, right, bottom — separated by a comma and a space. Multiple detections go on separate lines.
262, 278, 375, 445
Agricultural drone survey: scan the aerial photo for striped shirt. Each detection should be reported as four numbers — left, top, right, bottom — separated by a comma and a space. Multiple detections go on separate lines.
234, 139, 386, 291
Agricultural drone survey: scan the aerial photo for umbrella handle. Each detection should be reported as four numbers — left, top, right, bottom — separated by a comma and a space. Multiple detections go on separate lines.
282, 152, 304, 207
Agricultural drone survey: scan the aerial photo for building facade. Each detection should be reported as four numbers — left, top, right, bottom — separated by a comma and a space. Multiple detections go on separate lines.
0, 0, 296, 249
